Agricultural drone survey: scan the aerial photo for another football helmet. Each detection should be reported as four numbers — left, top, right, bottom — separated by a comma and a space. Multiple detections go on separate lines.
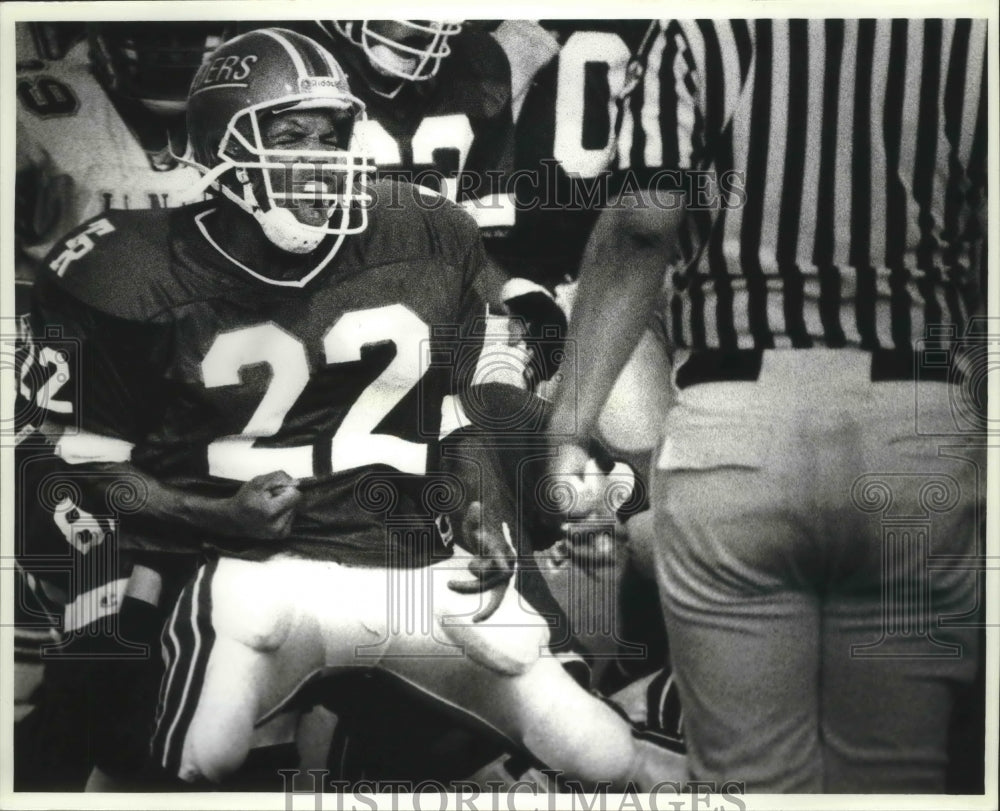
318, 21, 462, 88
88, 23, 232, 115
186, 28, 374, 266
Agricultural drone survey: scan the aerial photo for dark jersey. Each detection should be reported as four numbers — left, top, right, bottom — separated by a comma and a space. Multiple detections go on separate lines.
28, 181, 488, 564
491, 20, 657, 288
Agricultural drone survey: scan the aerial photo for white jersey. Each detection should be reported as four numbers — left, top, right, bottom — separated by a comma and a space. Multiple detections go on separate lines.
16, 40, 204, 267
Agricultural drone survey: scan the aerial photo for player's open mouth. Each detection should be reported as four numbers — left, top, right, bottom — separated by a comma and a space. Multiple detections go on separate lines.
285, 180, 338, 225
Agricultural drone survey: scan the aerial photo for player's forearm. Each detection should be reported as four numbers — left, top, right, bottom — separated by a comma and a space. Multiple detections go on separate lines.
548, 196, 684, 442
94, 462, 239, 538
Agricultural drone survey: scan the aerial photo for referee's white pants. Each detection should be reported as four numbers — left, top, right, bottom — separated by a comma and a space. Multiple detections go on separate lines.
650, 349, 984, 792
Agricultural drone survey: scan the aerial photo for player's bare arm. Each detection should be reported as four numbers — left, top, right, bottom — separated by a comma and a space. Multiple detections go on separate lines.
96, 462, 301, 541
29, 407, 302, 542
548, 191, 685, 479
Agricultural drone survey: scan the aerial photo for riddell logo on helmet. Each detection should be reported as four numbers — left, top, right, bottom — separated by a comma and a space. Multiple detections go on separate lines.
299, 76, 342, 94
191, 54, 259, 92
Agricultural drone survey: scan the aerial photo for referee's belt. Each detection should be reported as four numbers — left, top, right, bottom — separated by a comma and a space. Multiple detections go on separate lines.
675, 349, 957, 389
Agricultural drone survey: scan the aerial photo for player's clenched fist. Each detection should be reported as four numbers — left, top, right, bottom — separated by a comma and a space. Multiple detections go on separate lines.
222, 471, 302, 540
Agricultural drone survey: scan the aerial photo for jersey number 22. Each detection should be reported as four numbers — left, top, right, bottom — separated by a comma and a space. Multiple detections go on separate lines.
201, 304, 430, 481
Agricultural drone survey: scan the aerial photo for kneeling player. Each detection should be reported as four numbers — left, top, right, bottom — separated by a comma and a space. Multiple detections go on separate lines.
28, 29, 685, 790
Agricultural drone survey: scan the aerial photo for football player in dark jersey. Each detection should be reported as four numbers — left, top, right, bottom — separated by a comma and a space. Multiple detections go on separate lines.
24, 28, 685, 789
235, 18, 598, 783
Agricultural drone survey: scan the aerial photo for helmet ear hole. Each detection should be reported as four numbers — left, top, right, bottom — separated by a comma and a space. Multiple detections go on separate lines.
235, 168, 250, 184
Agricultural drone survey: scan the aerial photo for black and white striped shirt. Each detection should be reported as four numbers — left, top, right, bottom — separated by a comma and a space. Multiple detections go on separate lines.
617, 19, 987, 351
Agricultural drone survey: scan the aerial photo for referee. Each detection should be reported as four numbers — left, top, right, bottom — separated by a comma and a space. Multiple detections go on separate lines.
548, 19, 988, 791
